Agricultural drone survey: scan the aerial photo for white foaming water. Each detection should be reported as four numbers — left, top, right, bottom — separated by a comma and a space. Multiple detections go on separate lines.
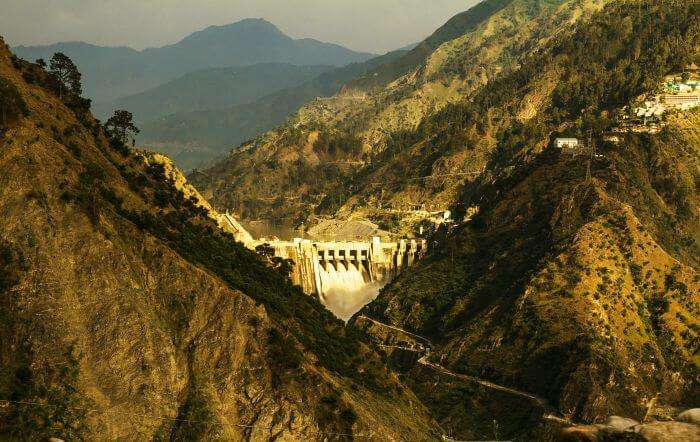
318, 262, 386, 321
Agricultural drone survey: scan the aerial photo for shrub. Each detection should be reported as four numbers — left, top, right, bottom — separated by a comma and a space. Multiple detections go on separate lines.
0, 77, 28, 128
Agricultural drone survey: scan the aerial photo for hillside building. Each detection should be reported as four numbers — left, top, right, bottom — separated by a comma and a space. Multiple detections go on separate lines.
662, 94, 700, 109
555, 138, 580, 154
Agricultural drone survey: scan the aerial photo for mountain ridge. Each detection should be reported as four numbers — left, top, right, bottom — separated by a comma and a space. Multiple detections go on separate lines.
140, 47, 412, 170
0, 36, 438, 440
93, 63, 334, 122
194, 0, 612, 222
12, 18, 375, 102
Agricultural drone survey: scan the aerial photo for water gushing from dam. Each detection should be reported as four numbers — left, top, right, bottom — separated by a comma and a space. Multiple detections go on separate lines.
217, 212, 426, 320
318, 261, 386, 321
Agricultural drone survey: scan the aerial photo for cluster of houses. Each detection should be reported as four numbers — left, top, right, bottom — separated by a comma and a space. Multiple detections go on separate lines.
552, 68, 700, 152
621, 72, 700, 133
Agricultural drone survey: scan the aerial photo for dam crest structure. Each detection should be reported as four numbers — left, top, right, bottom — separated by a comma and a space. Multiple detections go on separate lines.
217, 212, 427, 301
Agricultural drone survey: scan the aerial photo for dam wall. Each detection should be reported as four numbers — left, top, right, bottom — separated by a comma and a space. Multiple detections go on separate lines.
263, 237, 427, 298
218, 212, 427, 318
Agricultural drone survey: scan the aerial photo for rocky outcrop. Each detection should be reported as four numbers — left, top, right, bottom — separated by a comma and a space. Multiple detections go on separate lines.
559, 414, 700, 441
678, 409, 700, 426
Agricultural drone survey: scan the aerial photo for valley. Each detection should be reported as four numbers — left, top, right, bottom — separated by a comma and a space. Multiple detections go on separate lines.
1, 0, 699, 440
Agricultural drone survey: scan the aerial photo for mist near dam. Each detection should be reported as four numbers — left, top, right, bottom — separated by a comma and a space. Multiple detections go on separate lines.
237, 218, 404, 321
318, 261, 387, 321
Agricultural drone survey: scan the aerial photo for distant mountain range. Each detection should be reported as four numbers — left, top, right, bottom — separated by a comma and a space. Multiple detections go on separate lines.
138, 47, 412, 170
92, 63, 334, 122
12, 19, 375, 103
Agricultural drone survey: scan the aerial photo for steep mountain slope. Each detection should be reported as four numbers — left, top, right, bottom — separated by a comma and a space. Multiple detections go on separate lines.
0, 39, 439, 440
361, 110, 700, 440
355, 0, 700, 439
93, 63, 333, 122
13, 19, 374, 102
140, 48, 412, 171
345, 0, 511, 90
196, 0, 612, 222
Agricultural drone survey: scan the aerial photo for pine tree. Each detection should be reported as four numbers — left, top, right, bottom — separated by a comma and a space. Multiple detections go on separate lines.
49, 52, 82, 98
104, 110, 140, 146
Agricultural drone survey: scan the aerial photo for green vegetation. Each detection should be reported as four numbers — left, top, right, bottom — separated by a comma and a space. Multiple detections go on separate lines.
49, 52, 82, 99
312, 131, 364, 160
0, 76, 28, 129
104, 109, 139, 147
1, 245, 93, 441
0, 345, 94, 441
168, 381, 221, 441
11, 53, 91, 119
267, 328, 304, 384
314, 391, 357, 437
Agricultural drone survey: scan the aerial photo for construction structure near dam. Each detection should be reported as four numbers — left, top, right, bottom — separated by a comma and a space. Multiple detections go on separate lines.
217, 211, 427, 319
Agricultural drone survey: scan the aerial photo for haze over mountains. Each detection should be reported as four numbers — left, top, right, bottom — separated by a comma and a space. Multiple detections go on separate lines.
13, 18, 384, 170
92, 63, 334, 122
139, 47, 414, 170
13, 18, 374, 103
1, 0, 699, 440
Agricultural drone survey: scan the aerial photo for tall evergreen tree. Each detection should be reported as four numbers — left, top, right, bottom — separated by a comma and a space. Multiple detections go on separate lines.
104, 110, 140, 146
49, 53, 82, 98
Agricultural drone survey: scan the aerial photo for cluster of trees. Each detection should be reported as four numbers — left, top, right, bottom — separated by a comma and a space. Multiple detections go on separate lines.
34, 53, 91, 115
312, 131, 364, 160
255, 243, 295, 279
0, 345, 92, 441
10, 51, 140, 152
104, 110, 139, 147
41, 53, 82, 99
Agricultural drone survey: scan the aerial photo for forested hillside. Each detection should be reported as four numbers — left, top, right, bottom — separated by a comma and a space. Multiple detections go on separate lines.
0, 37, 438, 440
195, 0, 613, 222
358, 0, 700, 439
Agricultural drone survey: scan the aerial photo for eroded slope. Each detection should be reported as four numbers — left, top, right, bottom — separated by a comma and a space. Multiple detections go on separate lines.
0, 39, 438, 441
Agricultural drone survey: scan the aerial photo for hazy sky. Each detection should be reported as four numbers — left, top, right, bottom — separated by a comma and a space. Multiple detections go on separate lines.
3, 0, 480, 54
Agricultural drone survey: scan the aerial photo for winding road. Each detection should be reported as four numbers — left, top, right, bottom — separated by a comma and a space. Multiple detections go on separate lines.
357, 315, 571, 425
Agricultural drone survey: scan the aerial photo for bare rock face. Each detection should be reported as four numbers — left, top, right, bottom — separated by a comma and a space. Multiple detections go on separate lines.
635, 422, 700, 442
678, 409, 700, 426
559, 418, 700, 442
0, 36, 439, 441
606, 416, 640, 432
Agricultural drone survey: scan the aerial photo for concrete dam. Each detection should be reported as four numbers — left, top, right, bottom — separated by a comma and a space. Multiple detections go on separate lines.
218, 212, 427, 320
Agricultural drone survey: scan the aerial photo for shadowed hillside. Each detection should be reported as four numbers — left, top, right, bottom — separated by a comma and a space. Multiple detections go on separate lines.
0, 38, 438, 440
